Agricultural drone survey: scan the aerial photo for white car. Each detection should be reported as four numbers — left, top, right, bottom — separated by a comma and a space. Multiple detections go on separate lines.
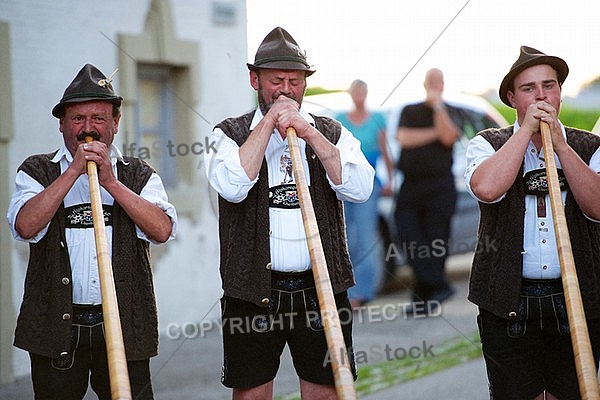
302, 92, 508, 283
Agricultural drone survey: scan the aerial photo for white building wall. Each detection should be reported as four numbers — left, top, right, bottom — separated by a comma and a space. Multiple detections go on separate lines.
1, 0, 253, 380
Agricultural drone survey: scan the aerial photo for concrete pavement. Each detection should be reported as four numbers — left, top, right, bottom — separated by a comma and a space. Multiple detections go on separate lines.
0, 253, 491, 399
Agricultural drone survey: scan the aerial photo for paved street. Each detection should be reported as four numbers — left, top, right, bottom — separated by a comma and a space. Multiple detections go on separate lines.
0, 253, 491, 399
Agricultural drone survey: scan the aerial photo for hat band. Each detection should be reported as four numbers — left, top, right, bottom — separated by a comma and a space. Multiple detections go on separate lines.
61, 92, 121, 102
254, 55, 310, 68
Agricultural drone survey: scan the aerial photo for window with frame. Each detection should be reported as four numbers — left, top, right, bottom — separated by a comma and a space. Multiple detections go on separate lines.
135, 65, 177, 187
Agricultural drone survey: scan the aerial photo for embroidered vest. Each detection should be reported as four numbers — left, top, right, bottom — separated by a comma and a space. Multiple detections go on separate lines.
13, 153, 159, 360
468, 126, 600, 319
215, 110, 354, 306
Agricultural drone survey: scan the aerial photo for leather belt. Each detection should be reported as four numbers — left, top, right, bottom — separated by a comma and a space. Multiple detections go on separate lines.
521, 278, 563, 297
271, 270, 314, 291
72, 304, 104, 326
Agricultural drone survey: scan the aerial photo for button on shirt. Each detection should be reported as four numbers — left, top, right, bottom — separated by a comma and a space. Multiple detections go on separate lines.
7, 144, 177, 304
205, 108, 374, 272
464, 121, 600, 279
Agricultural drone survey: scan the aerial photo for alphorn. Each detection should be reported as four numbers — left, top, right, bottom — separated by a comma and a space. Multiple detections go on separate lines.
286, 127, 357, 399
85, 136, 132, 400
540, 122, 600, 399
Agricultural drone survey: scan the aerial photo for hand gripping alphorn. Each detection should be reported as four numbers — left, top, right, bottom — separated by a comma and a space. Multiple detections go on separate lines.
285, 127, 357, 399
540, 122, 600, 399
85, 137, 132, 400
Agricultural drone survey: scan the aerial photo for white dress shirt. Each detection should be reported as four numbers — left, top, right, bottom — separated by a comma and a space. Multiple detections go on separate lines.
204, 108, 375, 272
464, 121, 600, 279
7, 144, 177, 304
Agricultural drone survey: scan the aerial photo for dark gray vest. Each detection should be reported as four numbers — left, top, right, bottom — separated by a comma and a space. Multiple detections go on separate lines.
14, 153, 159, 360
468, 126, 600, 319
214, 110, 354, 306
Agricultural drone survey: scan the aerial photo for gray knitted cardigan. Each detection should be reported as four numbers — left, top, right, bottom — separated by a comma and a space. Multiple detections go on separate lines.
13, 153, 159, 360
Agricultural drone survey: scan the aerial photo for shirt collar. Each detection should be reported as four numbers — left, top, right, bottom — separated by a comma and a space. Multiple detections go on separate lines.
50, 143, 127, 165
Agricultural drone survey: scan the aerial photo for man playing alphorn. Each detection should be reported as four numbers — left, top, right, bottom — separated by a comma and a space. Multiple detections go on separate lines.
8, 64, 177, 399
466, 46, 600, 400
205, 27, 374, 399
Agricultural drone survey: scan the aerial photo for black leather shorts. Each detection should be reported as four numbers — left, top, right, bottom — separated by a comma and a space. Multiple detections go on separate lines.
507, 278, 569, 337
220, 271, 356, 388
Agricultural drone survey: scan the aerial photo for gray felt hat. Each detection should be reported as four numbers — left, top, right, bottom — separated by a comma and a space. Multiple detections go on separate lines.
52, 64, 123, 118
247, 27, 315, 76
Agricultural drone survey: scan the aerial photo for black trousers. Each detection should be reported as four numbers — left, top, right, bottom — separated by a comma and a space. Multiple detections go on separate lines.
394, 175, 457, 299
29, 305, 154, 400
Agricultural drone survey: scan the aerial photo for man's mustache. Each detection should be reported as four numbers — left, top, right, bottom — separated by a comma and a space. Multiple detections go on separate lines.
76, 131, 101, 141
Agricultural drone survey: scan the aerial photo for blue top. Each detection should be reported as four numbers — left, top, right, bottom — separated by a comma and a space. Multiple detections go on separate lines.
336, 111, 386, 168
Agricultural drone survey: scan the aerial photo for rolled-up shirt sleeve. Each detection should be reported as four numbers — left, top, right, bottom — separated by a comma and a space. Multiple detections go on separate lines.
464, 135, 505, 203
7, 171, 48, 242
7, 168, 177, 245
137, 172, 178, 244
582, 146, 600, 223
331, 126, 375, 203
204, 127, 257, 203
204, 120, 374, 204
591, 146, 600, 174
